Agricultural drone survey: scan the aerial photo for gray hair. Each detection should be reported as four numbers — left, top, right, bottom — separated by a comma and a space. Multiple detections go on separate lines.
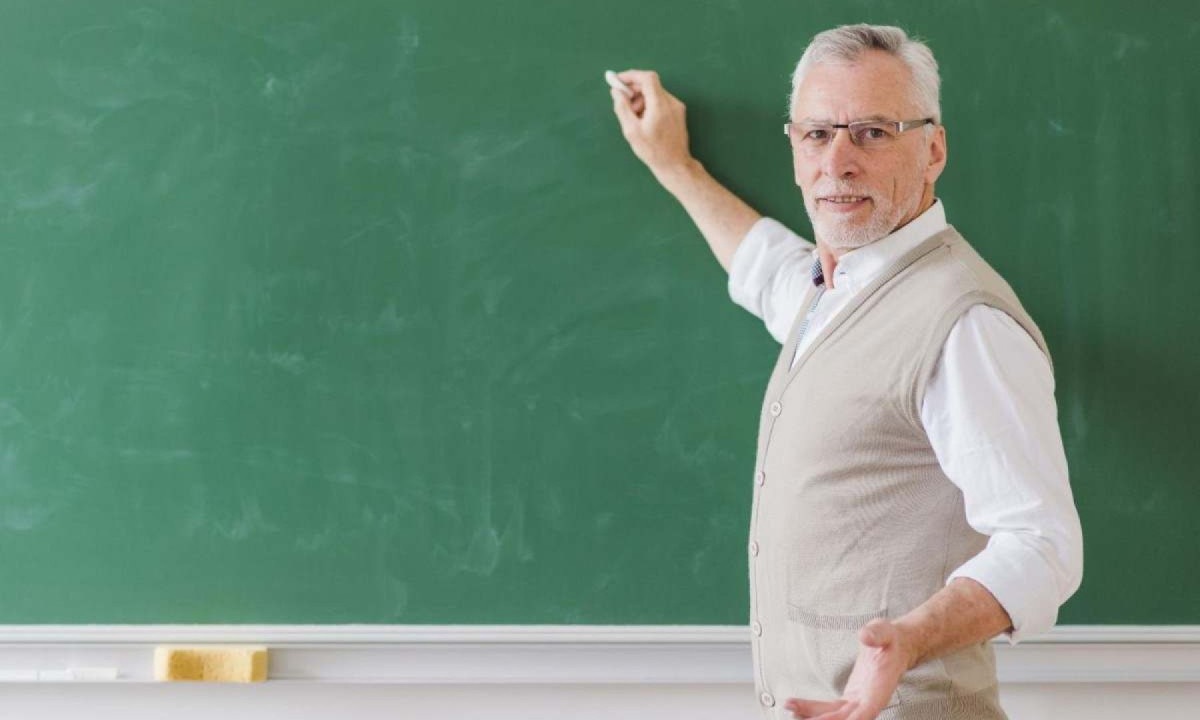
788, 24, 941, 124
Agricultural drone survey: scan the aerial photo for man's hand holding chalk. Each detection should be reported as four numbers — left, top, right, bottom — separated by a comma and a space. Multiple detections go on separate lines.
605, 70, 633, 99
606, 70, 644, 117
606, 69, 693, 184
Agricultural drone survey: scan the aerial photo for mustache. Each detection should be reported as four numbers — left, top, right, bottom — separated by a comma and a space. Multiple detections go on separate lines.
812, 185, 873, 198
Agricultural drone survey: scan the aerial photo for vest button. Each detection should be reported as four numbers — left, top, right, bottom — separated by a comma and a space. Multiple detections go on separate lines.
760, 691, 775, 707
751, 620, 762, 636
749, 541, 759, 556
754, 470, 765, 486
769, 401, 782, 416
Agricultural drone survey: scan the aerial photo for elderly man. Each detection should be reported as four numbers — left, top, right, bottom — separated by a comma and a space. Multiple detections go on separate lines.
609, 24, 1083, 720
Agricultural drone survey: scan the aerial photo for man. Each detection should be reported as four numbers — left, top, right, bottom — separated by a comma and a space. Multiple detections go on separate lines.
609, 25, 1083, 720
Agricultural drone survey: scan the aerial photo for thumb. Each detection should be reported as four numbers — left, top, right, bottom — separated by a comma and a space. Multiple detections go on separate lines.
860, 619, 895, 648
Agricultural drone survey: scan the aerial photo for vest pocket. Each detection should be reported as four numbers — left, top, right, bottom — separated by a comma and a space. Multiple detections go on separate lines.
784, 603, 902, 710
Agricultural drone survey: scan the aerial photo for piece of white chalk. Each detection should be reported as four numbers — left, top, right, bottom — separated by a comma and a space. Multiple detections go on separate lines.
67, 667, 120, 681
36, 670, 74, 681
0, 668, 120, 682
0, 670, 38, 682
37, 668, 119, 682
605, 70, 633, 98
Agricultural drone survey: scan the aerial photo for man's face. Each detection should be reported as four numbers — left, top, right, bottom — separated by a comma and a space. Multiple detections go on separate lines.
790, 50, 947, 254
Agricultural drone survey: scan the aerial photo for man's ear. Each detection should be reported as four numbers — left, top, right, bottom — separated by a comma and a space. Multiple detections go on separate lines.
924, 124, 947, 185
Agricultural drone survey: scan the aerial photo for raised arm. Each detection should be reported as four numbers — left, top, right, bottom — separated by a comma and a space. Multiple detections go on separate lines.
608, 69, 761, 273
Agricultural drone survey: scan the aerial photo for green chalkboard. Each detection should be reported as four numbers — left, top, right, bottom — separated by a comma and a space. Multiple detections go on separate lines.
0, 0, 1196, 624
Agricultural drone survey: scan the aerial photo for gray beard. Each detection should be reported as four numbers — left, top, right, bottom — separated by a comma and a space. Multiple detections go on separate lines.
808, 190, 924, 254
815, 219, 890, 253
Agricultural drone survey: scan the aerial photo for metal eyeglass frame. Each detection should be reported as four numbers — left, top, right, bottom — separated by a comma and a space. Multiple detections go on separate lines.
783, 118, 936, 147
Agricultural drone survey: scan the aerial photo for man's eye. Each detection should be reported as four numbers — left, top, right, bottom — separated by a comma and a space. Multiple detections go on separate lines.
856, 125, 893, 143
805, 129, 829, 141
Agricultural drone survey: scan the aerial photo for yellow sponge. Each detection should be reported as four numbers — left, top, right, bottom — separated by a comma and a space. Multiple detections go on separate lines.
154, 646, 269, 683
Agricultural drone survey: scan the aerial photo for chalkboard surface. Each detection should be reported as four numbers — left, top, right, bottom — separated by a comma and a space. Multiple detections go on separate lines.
0, 1, 1195, 624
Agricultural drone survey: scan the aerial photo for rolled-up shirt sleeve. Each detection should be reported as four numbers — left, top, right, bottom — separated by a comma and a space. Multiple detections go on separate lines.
924, 305, 1085, 644
727, 217, 815, 344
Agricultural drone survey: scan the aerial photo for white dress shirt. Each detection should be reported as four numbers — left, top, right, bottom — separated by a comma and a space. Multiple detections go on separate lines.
727, 201, 1083, 643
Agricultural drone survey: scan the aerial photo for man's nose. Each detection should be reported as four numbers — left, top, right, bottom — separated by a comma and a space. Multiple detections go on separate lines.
820, 128, 862, 179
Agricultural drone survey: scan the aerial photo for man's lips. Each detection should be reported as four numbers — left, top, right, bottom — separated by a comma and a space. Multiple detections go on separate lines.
818, 195, 871, 213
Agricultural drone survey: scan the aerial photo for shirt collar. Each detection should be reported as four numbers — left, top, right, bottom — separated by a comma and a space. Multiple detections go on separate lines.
829, 199, 947, 293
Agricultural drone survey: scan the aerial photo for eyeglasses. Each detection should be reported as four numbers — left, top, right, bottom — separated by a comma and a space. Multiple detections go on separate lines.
783, 118, 935, 153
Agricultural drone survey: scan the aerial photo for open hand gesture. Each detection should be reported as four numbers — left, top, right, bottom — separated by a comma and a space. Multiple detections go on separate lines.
785, 619, 912, 720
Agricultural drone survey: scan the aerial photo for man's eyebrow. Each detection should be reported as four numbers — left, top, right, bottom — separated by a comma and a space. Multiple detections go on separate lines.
795, 114, 892, 124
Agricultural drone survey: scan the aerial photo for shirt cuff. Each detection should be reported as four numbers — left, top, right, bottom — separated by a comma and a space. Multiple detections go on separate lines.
727, 216, 814, 320
947, 532, 1067, 645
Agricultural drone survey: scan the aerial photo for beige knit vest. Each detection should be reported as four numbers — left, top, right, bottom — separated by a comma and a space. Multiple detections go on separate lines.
747, 226, 1051, 719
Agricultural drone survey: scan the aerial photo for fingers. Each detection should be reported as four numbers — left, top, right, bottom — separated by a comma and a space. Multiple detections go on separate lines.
785, 698, 846, 718
843, 702, 878, 720
610, 88, 637, 135
816, 701, 859, 720
608, 69, 670, 120
615, 69, 665, 112
790, 700, 859, 720
616, 69, 663, 92
614, 88, 645, 118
